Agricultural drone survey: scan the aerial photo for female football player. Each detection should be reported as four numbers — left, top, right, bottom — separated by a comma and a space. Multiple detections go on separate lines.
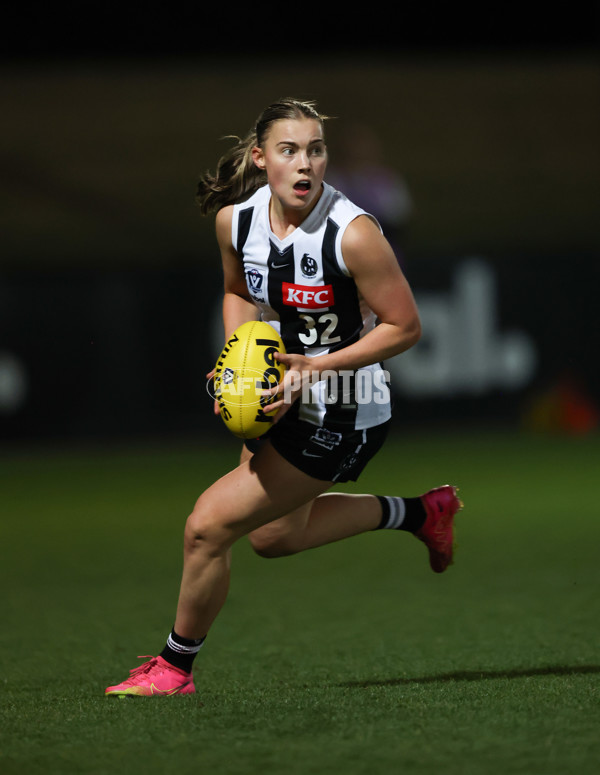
105, 98, 462, 697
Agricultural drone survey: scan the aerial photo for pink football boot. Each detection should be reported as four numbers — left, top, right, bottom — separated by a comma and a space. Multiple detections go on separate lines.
105, 656, 195, 697
415, 485, 463, 573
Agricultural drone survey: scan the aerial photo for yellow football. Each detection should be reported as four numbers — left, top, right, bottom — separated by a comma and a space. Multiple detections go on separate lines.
213, 320, 287, 439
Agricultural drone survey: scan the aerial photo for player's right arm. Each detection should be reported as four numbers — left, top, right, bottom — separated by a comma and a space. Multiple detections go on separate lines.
215, 205, 260, 339
209, 206, 259, 417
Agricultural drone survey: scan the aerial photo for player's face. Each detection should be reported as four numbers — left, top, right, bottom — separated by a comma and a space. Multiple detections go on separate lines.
252, 118, 327, 218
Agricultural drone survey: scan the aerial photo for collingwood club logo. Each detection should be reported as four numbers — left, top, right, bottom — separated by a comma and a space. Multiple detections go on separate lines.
300, 253, 318, 278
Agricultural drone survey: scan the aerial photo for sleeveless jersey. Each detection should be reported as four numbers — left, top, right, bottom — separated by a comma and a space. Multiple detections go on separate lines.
231, 182, 392, 430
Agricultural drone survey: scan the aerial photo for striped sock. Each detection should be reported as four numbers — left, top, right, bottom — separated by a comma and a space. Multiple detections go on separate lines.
375, 496, 427, 533
160, 629, 205, 672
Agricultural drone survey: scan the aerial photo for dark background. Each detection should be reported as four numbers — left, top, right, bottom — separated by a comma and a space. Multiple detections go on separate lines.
1, 5, 598, 443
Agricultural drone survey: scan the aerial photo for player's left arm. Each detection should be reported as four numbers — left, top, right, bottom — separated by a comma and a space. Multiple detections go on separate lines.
277, 215, 421, 378
269, 216, 420, 416
335, 214, 422, 365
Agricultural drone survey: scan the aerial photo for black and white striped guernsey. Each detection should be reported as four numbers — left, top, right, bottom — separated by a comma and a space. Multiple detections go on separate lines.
232, 182, 392, 431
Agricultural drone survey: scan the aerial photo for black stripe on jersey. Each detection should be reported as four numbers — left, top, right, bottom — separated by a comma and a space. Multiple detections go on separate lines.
266, 241, 303, 352
321, 217, 342, 278
237, 207, 254, 256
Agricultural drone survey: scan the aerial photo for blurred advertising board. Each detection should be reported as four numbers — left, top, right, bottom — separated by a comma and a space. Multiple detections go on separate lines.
1, 254, 597, 442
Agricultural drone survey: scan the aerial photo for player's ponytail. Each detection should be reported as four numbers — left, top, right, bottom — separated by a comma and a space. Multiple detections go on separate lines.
196, 130, 265, 215
196, 98, 329, 215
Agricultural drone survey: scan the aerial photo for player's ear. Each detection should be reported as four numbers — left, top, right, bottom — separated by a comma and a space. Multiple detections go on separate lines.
252, 146, 266, 170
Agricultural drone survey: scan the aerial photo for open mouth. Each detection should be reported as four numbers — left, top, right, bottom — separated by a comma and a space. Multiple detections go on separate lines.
293, 180, 311, 194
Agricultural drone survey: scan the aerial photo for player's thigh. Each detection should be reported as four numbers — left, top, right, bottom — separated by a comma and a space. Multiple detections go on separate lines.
241, 441, 317, 550
247, 498, 315, 556
189, 439, 330, 547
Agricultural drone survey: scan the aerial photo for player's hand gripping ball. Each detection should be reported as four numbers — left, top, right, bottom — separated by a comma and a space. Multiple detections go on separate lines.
213, 321, 287, 439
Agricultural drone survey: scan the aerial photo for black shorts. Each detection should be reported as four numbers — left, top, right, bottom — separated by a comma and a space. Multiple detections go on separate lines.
245, 415, 391, 483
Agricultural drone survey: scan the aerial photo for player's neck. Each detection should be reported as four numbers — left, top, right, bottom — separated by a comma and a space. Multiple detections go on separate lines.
268, 186, 324, 239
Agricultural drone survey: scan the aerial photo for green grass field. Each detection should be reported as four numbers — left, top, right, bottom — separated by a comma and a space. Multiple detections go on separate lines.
1, 429, 599, 775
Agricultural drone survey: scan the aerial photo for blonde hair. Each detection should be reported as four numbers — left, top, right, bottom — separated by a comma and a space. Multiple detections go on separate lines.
196, 98, 329, 215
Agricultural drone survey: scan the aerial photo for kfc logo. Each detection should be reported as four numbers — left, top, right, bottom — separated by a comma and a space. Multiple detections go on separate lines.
282, 282, 334, 309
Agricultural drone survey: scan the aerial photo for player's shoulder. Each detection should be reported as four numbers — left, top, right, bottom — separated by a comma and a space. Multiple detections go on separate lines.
343, 212, 382, 243
215, 205, 235, 247
326, 183, 362, 215
216, 203, 234, 223
234, 184, 270, 213
326, 184, 381, 234
341, 214, 391, 277
217, 185, 269, 223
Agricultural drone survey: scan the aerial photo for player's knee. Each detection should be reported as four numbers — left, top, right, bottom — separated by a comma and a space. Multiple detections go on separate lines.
248, 528, 300, 559
183, 499, 231, 556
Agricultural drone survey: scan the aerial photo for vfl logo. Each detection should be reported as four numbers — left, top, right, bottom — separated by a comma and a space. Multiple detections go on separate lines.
282, 282, 334, 309
301, 253, 318, 278
246, 268, 265, 300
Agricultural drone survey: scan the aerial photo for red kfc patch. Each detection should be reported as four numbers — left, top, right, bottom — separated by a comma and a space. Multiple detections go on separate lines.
282, 282, 334, 309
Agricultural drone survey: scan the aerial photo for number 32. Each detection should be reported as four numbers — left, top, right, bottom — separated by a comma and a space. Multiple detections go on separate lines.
298, 313, 341, 346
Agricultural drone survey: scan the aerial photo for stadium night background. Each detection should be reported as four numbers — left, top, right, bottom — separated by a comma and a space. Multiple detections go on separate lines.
1, 7, 598, 774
